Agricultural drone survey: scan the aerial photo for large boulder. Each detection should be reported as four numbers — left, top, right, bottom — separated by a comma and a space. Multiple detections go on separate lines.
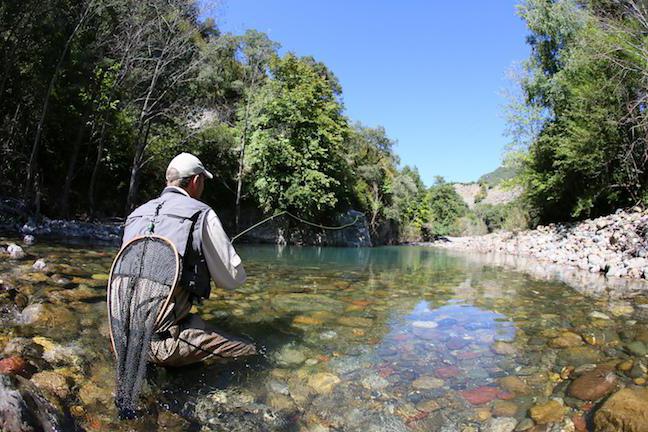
594, 387, 648, 432
0, 374, 72, 432
567, 365, 617, 401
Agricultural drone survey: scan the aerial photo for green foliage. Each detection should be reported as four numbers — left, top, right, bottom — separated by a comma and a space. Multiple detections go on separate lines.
426, 179, 468, 236
475, 201, 530, 233
246, 54, 351, 218
478, 166, 518, 186
510, 0, 648, 223
456, 213, 488, 236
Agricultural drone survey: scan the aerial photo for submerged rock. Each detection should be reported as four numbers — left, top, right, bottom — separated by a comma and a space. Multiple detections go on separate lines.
529, 399, 565, 424
461, 386, 500, 405
274, 345, 306, 366
550, 332, 584, 348
307, 372, 340, 394
7, 244, 25, 260
31, 371, 70, 399
0, 356, 31, 377
31, 259, 47, 271
491, 342, 516, 356
498, 376, 530, 395
0, 374, 72, 432
594, 387, 648, 432
484, 417, 517, 432
567, 365, 617, 401
411, 375, 444, 390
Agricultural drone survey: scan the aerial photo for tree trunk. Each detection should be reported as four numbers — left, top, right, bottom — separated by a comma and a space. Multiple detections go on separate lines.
59, 122, 86, 218
125, 51, 163, 214
235, 98, 250, 232
88, 119, 108, 218
125, 121, 152, 213
25, 2, 93, 203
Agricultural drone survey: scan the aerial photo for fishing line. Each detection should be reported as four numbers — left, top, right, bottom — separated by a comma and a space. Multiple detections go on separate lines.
230, 211, 360, 243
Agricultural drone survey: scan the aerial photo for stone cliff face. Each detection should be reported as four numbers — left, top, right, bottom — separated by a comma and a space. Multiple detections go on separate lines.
453, 183, 521, 209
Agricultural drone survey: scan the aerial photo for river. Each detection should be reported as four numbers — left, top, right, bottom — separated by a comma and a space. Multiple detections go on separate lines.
2, 241, 648, 431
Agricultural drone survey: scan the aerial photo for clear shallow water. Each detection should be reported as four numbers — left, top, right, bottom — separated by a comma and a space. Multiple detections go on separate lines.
2, 242, 648, 431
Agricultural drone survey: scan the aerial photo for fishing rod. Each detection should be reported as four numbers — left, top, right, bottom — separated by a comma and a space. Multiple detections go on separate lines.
231, 210, 361, 243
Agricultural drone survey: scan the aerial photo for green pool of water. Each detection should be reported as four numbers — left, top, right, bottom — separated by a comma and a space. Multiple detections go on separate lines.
2, 242, 648, 431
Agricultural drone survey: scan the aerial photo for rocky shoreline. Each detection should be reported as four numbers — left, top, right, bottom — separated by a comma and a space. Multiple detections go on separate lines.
424, 207, 648, 283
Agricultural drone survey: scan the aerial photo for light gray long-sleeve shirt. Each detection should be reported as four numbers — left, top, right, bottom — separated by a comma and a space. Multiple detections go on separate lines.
168, 186, 246, 291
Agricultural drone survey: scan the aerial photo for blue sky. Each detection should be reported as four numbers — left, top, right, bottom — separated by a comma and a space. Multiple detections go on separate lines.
210, 1, 530, 186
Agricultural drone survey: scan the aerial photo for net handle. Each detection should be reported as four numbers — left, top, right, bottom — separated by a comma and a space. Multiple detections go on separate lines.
106, 235, 181, 358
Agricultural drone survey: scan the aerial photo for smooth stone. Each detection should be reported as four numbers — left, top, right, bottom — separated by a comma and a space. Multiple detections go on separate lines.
158, 410, 192, 430
618, 358, 634, 372
0, 356, 30, 377
337, 316, 373, 327
492, 400, 519, 417
307, 373, 340, 394
360, 373, 389, 390
415, 399, 440, 412
434, 366, 461, 379
629, 361, 647, 379
411, 320, 438, 329
594, 387, 648, 432
319, 330, 337, 340
484, 417, 517, 432
20, 304, 79, 336
550, 332, 584, 348
627, 341, 648, 356
590, 311, 611, 320
474, 406, 492, 421
275, 346, 306, 366
461, 386, 500, 405
567, 365, 617, 401
267, 393, 296, 411
293, 315, 323, 326
558, 346, 602, 366
492, 342, 516, 356
31, 371, 70, 399
412, 376, 445, 390
515, 418, 534, 431
0, 374, 69, 431
79, 381, 111, 407
90, 273, 109, 281
267, 380, 290, 395
7, 244, 25, 259
529, 400, 565, 424
23, 235, 35, 245
499, 376, 530, 395
32, 259, 47, 271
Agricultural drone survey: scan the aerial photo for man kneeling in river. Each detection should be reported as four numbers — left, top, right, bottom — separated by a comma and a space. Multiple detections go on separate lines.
120, 152, 257, 366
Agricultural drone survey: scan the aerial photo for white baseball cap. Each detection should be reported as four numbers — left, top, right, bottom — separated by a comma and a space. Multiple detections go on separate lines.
166, 152, 213, 181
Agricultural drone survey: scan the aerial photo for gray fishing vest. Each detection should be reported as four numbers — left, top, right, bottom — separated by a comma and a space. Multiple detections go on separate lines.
122, 187, 212, 299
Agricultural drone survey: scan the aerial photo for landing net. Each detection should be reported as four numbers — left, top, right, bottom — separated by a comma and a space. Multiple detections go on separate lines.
107, 235, 179, 418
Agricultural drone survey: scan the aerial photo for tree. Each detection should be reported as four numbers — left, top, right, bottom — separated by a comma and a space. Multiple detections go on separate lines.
246, 53, 351, 219
233, 30, 278, 230
509, 0, 648, 222
123, 0, 204, 212
426, 177, 468, 236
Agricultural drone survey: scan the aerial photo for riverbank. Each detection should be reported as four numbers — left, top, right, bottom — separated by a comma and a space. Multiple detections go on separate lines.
422, 207, 648, 282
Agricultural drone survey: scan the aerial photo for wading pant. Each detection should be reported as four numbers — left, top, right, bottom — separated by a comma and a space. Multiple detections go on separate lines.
149, 314, 257, 367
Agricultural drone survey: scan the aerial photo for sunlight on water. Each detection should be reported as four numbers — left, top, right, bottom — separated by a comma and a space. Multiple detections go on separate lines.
2, 242, 648, 430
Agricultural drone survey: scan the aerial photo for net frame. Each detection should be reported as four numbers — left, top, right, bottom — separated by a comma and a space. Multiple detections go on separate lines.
106, 235, 181, 417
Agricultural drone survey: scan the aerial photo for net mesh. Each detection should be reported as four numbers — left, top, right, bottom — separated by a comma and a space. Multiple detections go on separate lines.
108, 236, 178, 418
